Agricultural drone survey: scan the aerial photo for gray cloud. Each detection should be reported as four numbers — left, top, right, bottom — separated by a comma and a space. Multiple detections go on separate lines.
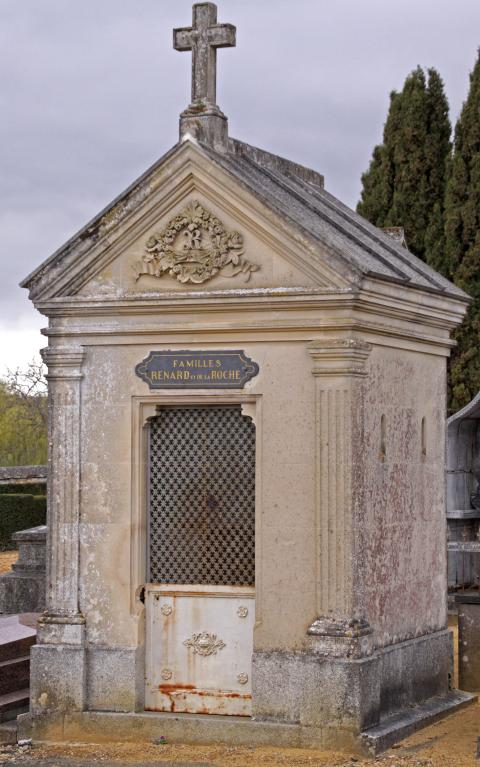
1, 0, 479, 340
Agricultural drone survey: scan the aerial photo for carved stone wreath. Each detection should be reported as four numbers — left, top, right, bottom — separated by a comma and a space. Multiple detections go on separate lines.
183, 631, 226, 656
133, 200, 259, 285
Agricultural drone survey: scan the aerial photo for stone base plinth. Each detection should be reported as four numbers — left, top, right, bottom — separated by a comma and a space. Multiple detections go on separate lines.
20, 629, 469, 755
179, 107, 228, 152
253, 629, 453, 731
30, 644, 86, 715
18, 690, 475, 757
86, 647, 144, 712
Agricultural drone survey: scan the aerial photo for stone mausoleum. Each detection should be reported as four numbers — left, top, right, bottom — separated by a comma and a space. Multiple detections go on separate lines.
20, 3, 473, 755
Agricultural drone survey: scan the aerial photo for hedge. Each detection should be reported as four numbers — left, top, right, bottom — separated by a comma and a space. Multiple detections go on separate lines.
0, 482, 46, 496
0, 494, 47, 550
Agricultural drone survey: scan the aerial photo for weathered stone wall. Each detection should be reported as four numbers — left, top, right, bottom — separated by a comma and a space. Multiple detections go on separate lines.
76, 337, 447, 656
360, 346, 446, 647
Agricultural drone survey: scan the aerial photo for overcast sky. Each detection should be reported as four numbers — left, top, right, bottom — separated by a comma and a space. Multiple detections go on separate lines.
1, 0, 480, 374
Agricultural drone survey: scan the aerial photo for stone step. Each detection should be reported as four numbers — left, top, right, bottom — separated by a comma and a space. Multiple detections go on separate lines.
361, 689, 477, 755
0, 718, 17, 745
0, 636, 35, 664
0, 616, 36, 663
0, 656, 30, 696
0, 689, 29, 724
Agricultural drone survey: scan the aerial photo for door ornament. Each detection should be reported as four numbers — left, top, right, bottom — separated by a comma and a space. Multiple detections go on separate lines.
160, 604, 173, 616
133, 200, 259, 285
237, 673, 248, 684
161, 669, 173, 680
237, 606, 248, 618
183, 631, 226, 656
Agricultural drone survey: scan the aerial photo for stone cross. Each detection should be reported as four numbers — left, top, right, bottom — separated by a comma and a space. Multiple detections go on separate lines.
174, 3, 236, 111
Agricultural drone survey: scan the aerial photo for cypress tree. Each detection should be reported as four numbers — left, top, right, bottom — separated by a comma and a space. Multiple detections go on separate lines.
445, 51, 480, 412
357, 89, 400, 226
424, 68, 452, 270
356, 144, 391, 225
384, 67, 431, 258
357, 67, 451, 265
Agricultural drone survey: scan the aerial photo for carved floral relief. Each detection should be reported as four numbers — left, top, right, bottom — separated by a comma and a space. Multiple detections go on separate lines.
183, 631, 226, 656
133, 200, 259, 285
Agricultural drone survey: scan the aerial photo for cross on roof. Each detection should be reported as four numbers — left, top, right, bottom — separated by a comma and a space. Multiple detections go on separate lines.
174, 3, 236, 112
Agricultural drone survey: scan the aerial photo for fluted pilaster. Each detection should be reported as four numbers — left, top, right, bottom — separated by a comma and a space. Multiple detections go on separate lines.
39, 346, 85, 642
306, 338, 372, 658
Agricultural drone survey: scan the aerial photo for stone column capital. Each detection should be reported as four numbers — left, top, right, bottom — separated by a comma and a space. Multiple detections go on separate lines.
307, 337, 371, 377
41, 346, 85, 380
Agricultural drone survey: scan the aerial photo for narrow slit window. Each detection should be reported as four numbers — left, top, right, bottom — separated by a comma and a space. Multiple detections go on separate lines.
421, 416, 427, 458
379, 414, 386, 461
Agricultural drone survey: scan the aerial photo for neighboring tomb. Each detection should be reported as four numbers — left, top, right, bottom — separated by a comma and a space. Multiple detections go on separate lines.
0, 467, 47, 488
19, 2, 473, 755
0, 527, 46, 616
447, 392, 480, 597
447, 392, 480, 691
0, 466, 47, 551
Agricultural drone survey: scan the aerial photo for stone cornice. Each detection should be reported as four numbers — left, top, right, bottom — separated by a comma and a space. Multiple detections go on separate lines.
40, 325, 454, 357
308, 338, 372, 377
31, 276, 467, 330
38, 312, 458, 354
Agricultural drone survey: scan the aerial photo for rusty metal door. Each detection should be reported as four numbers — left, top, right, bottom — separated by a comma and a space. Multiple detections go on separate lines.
145, 406, 255, 716
145, 584, 255, 714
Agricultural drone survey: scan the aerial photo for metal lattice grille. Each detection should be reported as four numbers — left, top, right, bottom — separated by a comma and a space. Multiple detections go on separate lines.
148, 406, 255, 585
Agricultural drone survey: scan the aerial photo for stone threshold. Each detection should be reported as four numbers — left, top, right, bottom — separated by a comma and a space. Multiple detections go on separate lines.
19, 710, 365, 755
0, 718, 17, 745
360, 689, 477, 755
19, 691, 477, 757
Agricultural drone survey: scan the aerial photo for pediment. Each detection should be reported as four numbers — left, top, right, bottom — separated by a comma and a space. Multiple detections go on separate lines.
77, 191, 344, 300
22, 141, 360, 304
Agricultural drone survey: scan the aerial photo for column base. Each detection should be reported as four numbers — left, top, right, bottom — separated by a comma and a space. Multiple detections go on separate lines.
306, 616, 374, 659
30, 613, 86, 715
37, 612, 85, 645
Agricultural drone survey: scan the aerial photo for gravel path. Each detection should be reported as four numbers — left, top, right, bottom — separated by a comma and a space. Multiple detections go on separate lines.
0, 702, 479, 767
0, 551, 17, 574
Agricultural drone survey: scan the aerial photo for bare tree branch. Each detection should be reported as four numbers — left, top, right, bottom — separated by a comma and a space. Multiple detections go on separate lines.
4, 359, 48, 428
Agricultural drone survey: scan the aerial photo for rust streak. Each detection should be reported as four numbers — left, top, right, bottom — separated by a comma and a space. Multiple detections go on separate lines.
158, 684, 251, 701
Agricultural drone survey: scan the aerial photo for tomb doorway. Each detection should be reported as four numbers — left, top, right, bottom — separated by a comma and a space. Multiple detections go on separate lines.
145, 405, 255, 715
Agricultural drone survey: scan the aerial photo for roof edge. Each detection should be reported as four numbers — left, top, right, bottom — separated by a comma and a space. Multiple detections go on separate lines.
448, 389, 480, 425
228, 137, 324, 189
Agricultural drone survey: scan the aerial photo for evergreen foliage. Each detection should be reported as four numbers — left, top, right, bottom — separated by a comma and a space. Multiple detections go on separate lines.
445, 51, 480, 412
357, 67, 451, 265
0, 493, 46, 550
0, 482, 46, 496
